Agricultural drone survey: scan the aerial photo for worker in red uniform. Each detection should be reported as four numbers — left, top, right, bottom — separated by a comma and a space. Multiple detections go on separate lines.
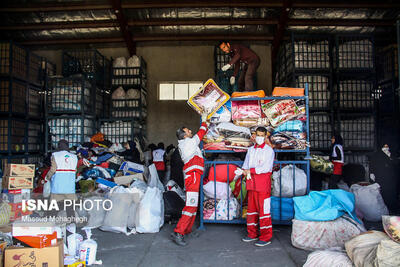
241, 127, 275, 247
170, 114, 208, 246
219, 41, 260, 92
329, 134, 344, 189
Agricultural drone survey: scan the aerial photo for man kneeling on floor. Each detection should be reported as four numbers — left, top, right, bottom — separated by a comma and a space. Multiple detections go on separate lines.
171, 114, 208, 246
241, 127, 275, 247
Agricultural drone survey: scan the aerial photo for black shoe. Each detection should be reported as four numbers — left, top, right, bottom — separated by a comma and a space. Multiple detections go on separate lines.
170, 232, 187, 246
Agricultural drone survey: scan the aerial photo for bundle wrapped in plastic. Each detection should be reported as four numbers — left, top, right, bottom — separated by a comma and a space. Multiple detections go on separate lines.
127, 55, 141, 67
270, 132, 308, 150
303, 249, 353, 267
382, 216, 400, 243
210, 101, 231, 124
112, 87, 126, 108
126, 88, 140, 99
261, 99, 304, 127
310, 155, 333, 174
272, 164, 307, 197
113, 57, 126, 68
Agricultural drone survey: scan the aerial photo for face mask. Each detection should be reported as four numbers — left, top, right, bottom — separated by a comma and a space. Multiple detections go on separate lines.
382, 147, 391, 157
255, 136, 265, 145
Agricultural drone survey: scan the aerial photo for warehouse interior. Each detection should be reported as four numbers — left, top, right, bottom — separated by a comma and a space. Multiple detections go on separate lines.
0, 0, 400, 266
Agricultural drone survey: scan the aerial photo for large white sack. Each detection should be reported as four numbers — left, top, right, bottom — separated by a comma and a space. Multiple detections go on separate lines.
272, 165, 307, 197
205, 198, 239, 221
350, 183, 389, 222
84, 196, 107, 229
100, 186, 135, 235
126, 88, 140, 99
127, 203, 137, 229
345, 230, 390, 267
292, 216, 365, 251
376, 239, 400, 267
113, 57, 126, 68
303, 249, 353, 267
148, 164, 165, 192
135, 187, 164, 233
127, 55, 141, 67
130, 179, 147, 204
203, 181, 233, 200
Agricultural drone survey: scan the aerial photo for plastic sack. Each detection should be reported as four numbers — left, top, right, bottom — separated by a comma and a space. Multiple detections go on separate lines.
127, 55, 140, 67
231, 100, 262, 120
230, 178, 246, 201
79, 229, 101, 265
148, 164, 165, 192
345, 231, 390, 267
100, 186, 135, 235
85, 196, 107, 229
310, 155, 334, 175
112, 86, 126, 99
135, 187, 164, 233
303, 249, 353, 267
187, 79, 230, 119
293, 190, 360, 223
113, 57, 126, 68
382, 216, 400, 243
166, 180, 185, 201
203, 181, 233, 200
261, 99, 303, 127
271, 197, 294, 221
376, 239, 400, 266
205, 198, 239, 220
272, 165, 307, 197
126, 88, 140, 99
206, 164, 239, 184
0, 201, 11, 226
350, 183, 389, 222
127, 203, 137, 229
210, 101, 232, 124
291, 216, 365, 251
43, 180, 51, 198
273, 120, 304, 133
68, 233, 83, 257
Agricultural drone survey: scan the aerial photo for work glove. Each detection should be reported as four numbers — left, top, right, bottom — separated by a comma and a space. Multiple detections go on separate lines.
201, 113, 208, 122
230, 76, 235, 85
221, 64, 231, 71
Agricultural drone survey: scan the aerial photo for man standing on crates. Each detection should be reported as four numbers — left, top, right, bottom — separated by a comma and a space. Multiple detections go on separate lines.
170, 114, 208, 246
241, 127, 275, 247
219, 41, 260, 92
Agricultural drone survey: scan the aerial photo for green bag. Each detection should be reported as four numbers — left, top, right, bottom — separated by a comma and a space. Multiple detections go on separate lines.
310, 155, 334, 174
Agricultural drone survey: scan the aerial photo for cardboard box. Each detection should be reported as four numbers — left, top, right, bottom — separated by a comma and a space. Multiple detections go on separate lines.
2, 176, 33, 190
12, 222, 57, 237
114, 173, 144, 186
0, 242, 7, 267
5, 239, 63, 267
14, 231, 57, 249
9, 203, 32, 222
1, 189, 31, 203
4, 164, 35, 178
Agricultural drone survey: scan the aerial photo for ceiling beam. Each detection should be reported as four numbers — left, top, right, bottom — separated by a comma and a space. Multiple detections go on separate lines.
17, 34, 275, 45
271, 0, 292, 66
0, 18, 395, 31
1, 1, 399, 12
109, 0, 136, 56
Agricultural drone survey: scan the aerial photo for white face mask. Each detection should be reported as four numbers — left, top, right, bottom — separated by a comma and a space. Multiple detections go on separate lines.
255, 136, 265, 145
382, 147, 391, 157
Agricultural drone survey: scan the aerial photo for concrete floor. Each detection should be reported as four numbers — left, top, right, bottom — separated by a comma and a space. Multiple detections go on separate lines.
93, 223, 310, 267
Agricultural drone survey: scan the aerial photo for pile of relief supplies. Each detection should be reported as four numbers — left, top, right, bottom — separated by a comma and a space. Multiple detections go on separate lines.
188, 79, 308, 152
0, 131, 188, 266
290, 187, 399, 267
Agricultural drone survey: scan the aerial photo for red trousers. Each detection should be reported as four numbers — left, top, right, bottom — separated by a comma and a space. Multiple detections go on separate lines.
247, 190, 273, 242
174, 170, 201, 235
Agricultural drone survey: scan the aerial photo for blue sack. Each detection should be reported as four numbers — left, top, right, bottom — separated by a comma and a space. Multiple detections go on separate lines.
293, 189, 360, 223
273, 120, 304, 133
271, 197, 294, 222
82, 168, 103, 179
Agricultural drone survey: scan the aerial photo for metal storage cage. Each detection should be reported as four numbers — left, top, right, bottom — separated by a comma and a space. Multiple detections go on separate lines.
27, 84, 44, 120
337, 113, 376, 151
0, 117, 26, 154
0, 77, 27, 117
98, 118, 143, 144
376, 80, 399, 116
110, 91, 147, 121
46, 76, 95, 115
45, 115, 96, 153
62, 49, 105, 86
276, 33, 332, 84
309, 112, 333, 151
112, 56, 146, 88
199, 160, 310, 229
334, 34, 375, 72
0, 153, 44, 166
377, 44, 398, 84
40, 57, 56, 83
27, 120, 43, 153
0, 41, 27, 81
279, 74, 332, 111
333, 74, 376, 111
28, 52, 42, 86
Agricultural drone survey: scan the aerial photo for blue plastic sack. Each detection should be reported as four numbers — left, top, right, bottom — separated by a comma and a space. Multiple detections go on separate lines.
271, 197, 294, 222
293, 189, 360, 223
273, 120, 304, 133
82, 168, 103, 179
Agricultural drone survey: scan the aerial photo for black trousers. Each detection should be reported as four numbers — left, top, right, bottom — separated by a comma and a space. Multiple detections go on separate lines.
329, 174, 342, 189
238, 59, 260, 92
